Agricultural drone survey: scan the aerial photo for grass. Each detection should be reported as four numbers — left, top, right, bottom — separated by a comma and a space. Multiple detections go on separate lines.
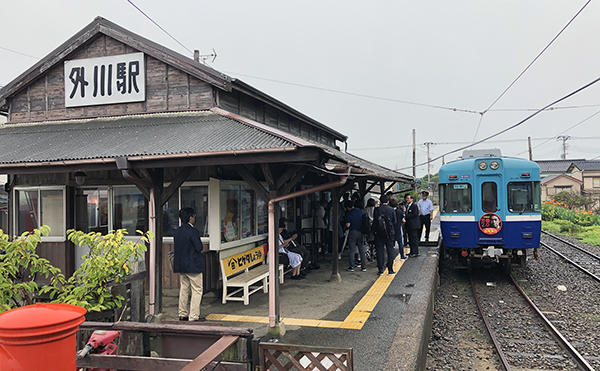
542, 221, 600, 246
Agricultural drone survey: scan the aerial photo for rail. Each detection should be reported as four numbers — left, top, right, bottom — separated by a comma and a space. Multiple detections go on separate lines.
470, 274, 594, 371
542, 230, 600, 262
539, 241, 600, 283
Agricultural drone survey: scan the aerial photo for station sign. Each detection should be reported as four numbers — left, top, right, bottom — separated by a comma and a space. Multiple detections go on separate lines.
64, 52, 145, 107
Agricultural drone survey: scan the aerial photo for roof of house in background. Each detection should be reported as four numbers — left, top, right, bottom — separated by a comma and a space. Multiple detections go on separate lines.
0, 16, 347, 142
570, 160, 600, 172
535, 159, 585, 173
541, 173, 583, 185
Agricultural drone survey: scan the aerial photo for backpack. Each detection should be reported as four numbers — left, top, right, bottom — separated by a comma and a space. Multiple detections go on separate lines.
375, 214, 389, 237
360, 212, 371, 234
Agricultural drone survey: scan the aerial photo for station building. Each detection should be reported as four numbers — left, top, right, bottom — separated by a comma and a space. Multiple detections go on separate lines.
0, 17, 412, 317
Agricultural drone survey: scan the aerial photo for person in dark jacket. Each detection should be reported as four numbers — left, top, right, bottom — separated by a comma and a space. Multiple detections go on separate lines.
372, 195, 397, 275
403, 194, 421, 257
389, 198, 407, 259
174, 207, 205, 321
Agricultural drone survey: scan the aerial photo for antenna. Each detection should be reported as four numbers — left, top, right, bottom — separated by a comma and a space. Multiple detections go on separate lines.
193, 48, 217, 64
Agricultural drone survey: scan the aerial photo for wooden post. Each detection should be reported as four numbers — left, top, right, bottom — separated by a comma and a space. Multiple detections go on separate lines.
528, 136, 533, 161
330, 188, 341, 282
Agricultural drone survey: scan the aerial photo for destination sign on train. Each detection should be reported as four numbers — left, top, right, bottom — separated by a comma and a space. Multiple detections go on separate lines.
64, 52, 145, 107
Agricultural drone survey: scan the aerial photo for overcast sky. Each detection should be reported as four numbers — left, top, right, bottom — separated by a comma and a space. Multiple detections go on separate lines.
2, 1, 599, 176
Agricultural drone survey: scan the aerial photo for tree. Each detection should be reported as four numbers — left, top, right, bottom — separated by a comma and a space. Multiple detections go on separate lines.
551, 191, 594, 210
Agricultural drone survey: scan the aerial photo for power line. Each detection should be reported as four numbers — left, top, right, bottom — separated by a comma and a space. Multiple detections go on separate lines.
124, 0, 193, 55
0, 45, 39, 59
490, 104, 600, 112
395, 75, 600, 171
226, 71, 482, 114
513, 108, 600, 156
472, 0, 592, 140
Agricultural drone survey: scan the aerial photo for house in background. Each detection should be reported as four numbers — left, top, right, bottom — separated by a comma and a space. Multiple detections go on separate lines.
536, 159, 600, 207
540, 173, 582, 201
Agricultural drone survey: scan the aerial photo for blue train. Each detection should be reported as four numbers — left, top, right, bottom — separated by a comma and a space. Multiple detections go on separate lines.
439, 150, 541, 269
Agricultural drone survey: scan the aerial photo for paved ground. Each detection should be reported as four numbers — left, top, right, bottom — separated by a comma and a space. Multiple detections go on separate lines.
158, 213, 441, 370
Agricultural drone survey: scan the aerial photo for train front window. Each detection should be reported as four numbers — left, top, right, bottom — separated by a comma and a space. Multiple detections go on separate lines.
440, 183, 472, 213
508, 181, 541, 213
481, 182, 498, 212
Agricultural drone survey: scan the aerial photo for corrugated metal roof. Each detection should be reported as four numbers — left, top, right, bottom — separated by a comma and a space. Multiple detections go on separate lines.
535, 159, 585, 173
321, 147, 413, 183
572, 160, 600, 171
0, 111, 295, 164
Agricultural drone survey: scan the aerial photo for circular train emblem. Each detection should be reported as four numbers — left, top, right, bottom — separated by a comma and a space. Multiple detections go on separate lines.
479, 213, 502, 235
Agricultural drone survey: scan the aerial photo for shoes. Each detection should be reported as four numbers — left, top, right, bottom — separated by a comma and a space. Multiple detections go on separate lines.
291, 275, 304, 280
300, 271, 307, 277
179, 316, 189, 321
401, 256, 407, 260
192, 317, 206, 322
346, 266, 355, 272
409, 253, 420, 258
361, 268, 367, 272
377, 271, 384, 276
387, 269, 395, 274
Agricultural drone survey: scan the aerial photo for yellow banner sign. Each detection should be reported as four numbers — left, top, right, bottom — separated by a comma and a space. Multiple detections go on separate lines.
222, 245, 265, 276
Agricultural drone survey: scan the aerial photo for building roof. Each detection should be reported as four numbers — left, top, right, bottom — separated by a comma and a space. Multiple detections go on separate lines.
0, 109, 412, 183
570, 160, 600, 172
541, 174, 582, 185
535, 159, 585, 173
0, 17, 346, 142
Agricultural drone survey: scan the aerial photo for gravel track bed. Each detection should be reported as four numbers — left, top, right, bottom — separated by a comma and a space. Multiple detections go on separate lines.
471, 273, 579, 370
426, 264, 502, 371
544, 232, 600, 257
514, 242, 600, 369
542, 234, 600, 277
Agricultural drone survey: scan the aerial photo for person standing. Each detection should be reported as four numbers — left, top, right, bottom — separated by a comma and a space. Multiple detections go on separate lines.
389, 198, 407, 259
344, 201, 366, 272
174, 208, 205, 321
372, 195, 397, 275
403, 194, 420, 257
418, 191, 434, 241
365, 198, 376, 262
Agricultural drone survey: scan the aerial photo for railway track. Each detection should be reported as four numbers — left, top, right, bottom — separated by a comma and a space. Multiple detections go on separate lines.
541, 230, 600, 283
470, 273, 594, 371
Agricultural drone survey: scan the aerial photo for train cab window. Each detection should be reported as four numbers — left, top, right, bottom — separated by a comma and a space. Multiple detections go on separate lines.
508, 181, 541, 213
481, 182, 498, 212
440, 183, 472, 213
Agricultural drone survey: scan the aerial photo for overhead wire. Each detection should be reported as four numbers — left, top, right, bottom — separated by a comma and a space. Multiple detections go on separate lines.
472, 0, 592, 140
395, 75, 600, 171
123, 0, 194, 55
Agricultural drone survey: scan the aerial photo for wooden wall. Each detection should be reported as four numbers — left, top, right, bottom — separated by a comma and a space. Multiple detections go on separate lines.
217, 89, 336, 147
8, 35, 214, 124
162, 241, 219, 293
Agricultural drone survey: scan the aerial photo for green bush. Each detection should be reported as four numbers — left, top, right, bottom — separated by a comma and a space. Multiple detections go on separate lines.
0, 227, 150, 313
541, 221, 561, 234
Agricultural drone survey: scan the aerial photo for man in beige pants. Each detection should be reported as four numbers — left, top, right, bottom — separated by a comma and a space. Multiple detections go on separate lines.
173, 208, 205, 321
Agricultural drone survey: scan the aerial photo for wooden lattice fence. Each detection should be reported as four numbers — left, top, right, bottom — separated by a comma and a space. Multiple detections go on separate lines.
259, 343, 353, 371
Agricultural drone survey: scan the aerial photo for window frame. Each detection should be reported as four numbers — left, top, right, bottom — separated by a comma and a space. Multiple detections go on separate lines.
440, 183, 472, 213
162, 181, 210, 243
481, 181, 498, 213
507, 181, 541, 213
13, 186, 67, 242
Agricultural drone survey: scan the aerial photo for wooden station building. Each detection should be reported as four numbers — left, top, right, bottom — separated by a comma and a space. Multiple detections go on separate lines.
0, 17, 412, 321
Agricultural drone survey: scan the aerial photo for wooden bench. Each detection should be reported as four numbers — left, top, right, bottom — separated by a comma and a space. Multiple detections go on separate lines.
220, 245, 284, 305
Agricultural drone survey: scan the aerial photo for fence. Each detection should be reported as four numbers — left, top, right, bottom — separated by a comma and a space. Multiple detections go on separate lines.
259, 342, 353, 371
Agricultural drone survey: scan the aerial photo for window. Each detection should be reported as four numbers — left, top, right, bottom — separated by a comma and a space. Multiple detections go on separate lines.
257, 195, 268, 235
440, 183, 472, 213
113, 186, 147, 234
220, 184, 257, 243
508, 181, 541, 213
15, 188, 65, 237
162, 193, 180, 238
593, 178, 600, 188
481, 182, 498, 212
0, 188, 8, 234
181, 186, 209, 237
79, 189, 109, 233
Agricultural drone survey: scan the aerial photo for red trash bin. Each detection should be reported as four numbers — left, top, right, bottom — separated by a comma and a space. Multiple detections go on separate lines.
0, 303, 86, 371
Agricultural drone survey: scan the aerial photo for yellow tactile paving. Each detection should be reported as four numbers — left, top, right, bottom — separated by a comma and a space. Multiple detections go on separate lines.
205, 250, 410, 330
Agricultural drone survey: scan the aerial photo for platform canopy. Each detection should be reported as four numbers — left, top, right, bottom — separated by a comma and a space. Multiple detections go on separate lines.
0, 107, 412, 183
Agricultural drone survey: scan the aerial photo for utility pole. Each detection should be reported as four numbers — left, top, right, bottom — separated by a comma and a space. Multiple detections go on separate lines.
527, 136, 533, 161
424, 142, 434, 185
556, 135, 570, 160
412, 129, 416, 190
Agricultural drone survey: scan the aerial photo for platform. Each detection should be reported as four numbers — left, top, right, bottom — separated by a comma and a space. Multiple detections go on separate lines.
159, 226, 441, 370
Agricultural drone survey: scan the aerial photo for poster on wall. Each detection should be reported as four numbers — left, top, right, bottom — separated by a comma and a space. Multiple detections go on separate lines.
64, 52, 145, 107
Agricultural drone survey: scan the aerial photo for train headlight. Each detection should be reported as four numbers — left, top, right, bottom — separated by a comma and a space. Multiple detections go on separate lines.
478, 161, 488, 170
490, 160, 500, 170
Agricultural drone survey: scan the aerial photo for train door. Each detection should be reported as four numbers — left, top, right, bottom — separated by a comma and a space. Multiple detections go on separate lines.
477, 175, 504, 242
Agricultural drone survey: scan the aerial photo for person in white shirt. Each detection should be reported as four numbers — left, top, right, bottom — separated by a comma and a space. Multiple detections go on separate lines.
417, 191, 434, 241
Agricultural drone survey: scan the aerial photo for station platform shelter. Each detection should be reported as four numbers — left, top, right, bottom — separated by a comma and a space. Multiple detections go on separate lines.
0, 14, 421, 348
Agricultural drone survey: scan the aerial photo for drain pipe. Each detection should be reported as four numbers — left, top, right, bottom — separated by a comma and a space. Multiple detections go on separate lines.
267, 171, 350, 332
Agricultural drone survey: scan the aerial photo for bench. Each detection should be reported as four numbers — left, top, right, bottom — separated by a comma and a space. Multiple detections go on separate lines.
220, 245, 284, 305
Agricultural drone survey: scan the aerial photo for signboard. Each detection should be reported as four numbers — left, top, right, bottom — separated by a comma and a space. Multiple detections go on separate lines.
221, 245, 265, 276
479, 213, 502, 235
64, 52, 145, 107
